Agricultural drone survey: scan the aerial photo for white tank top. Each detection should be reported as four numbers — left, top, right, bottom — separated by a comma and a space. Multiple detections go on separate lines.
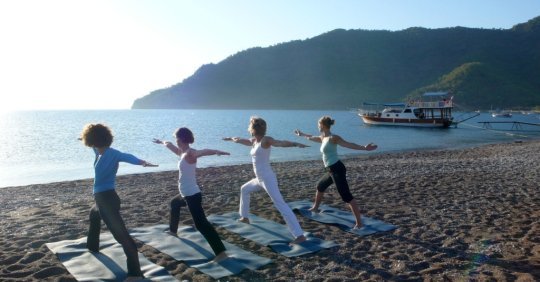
177, 152, 200, 197
250, 141, 273, 177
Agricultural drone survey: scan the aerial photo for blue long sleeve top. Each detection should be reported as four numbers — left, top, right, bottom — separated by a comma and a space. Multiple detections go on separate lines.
92, 147, 142, 194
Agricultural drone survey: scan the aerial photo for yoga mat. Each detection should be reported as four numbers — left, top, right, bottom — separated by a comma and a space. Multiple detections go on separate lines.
129, 224, 271, 279
207, 212, 338, 257
46, 232, 176, 282
288, 200, 397, 236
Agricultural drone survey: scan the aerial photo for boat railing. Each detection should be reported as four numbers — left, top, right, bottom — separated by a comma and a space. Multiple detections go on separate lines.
357, 109, 378, 116
409, 100, 453, 108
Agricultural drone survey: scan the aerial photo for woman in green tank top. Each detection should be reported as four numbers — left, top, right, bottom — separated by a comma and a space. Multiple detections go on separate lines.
294, 116, 377, 229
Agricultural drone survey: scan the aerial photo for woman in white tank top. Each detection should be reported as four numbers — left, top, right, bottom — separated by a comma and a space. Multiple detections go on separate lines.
153, 127, 230, 262
223, 116, 309, 245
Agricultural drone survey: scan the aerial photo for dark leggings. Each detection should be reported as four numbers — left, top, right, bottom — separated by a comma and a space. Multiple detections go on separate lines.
169, 193, 226, 256
316, 160, 354, 203
169, 195, 187, 234
87, 190, 142, 277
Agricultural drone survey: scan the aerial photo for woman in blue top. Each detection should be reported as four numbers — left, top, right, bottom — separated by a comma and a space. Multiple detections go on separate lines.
80, 123, 157, 279
294, 116, 377, 229
153, 127, 229, 262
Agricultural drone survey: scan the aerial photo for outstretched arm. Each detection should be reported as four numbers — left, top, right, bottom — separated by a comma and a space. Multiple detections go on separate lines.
266, 136, 309, 148
140, 160, 159, 167
193, 149, 230, 159
152, 138, 180, 155
222, 137, 252, 146
183, 148, 229, 164
333, 135, 378, 151
294, 129, 322, 143
119, 152, 159, 167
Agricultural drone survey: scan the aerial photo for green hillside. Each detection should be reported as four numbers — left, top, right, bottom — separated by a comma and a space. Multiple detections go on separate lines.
132, 17, 540, 110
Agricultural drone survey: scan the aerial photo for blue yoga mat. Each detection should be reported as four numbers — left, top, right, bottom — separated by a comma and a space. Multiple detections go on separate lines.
46, 232, 176, 282
207, 212, 338, 257
129, 224, 271, 279
288, 200, 397, 236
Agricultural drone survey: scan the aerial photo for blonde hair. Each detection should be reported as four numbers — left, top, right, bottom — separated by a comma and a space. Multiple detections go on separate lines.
249, 116, 267, 136
318, 116, 335, 129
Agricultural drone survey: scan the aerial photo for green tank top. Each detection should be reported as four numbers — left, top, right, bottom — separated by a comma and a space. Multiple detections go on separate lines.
320, 137, 339, 167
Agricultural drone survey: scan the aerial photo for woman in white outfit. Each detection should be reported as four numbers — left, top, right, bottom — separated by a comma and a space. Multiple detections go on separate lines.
223, 116, 309, 244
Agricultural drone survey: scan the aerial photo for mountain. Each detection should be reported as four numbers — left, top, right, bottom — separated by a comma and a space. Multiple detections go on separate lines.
132, 17, 540, 110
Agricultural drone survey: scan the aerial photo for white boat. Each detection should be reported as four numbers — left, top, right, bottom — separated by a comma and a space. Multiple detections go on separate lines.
491, 112, 512, 118
358, 92, 454, 128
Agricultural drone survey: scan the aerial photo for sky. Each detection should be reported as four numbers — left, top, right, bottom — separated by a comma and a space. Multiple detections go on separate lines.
1, 0, 539, 111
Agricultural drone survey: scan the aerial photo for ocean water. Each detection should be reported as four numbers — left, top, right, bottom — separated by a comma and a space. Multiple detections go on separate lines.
1, 109, 539, 188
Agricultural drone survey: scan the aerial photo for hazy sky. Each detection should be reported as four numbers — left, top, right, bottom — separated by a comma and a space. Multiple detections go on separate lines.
1, 0, 539, 111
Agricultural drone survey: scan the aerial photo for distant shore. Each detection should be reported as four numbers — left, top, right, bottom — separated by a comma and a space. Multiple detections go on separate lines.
1, 140, 539, 281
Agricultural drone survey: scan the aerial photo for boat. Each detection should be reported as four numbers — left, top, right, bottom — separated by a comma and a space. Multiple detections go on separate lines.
491, 111, 512, 118
358, 92, 454, 128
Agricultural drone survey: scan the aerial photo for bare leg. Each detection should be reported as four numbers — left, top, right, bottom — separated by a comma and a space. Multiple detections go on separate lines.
348, 199, 362, 228
309, 191, 324, 212
212, 251, 229, 263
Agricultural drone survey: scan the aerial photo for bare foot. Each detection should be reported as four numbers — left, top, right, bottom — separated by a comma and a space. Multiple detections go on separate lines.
308, 206, 320, 213
238, 217, 250, 224
352, 224, 363, 230
212, 251, 228, 263
289, 235, 307, 245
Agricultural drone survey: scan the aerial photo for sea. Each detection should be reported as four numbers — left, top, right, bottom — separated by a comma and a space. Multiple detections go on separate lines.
1, 109, 539, 188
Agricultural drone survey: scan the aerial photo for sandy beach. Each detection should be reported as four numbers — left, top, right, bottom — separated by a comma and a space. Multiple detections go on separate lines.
1, 140, 539, 281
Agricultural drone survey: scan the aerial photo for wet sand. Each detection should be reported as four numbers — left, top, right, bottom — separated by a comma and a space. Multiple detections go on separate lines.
1, 140, 539, 281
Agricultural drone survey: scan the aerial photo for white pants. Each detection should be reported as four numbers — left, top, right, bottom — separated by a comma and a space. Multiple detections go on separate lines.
239, 173, 304, 238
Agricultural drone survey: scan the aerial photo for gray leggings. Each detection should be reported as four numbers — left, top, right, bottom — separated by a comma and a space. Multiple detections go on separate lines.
87, 190, 142, 277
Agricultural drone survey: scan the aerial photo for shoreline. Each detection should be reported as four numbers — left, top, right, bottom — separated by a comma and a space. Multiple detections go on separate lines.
1, 140, 539, 281
1, 137, 533, 190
